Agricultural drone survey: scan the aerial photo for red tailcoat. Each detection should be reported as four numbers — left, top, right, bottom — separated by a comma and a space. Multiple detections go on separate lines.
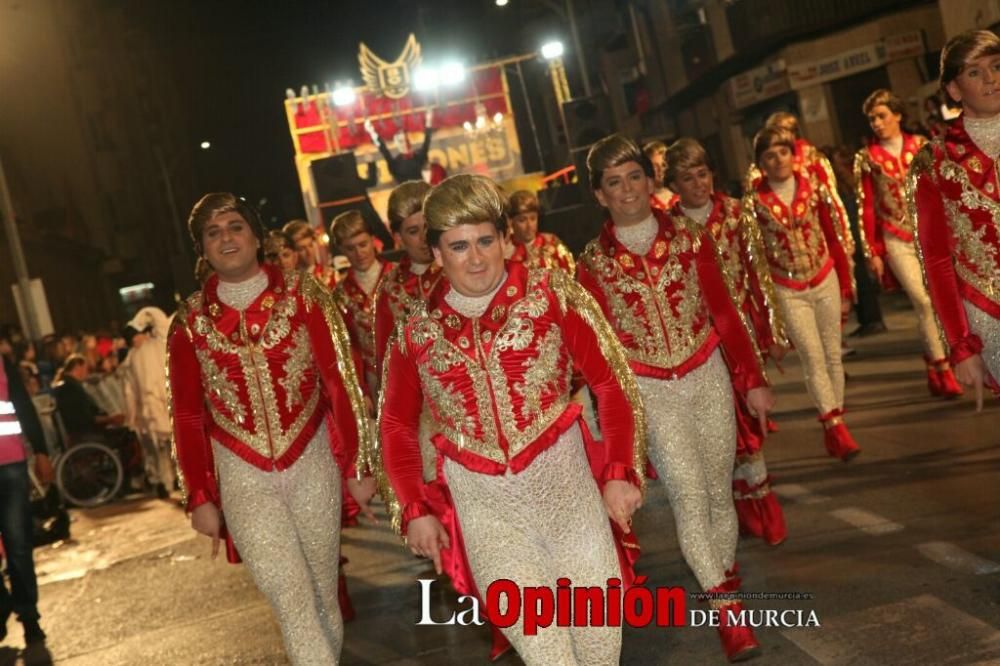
910, 117, 1000, 368
856, 133, 927, 261
508, 232, 576, 275
576, 209, 766, 393
332, 262, 394, 394
669, 193, 787, 353
749, 173, 855, 301
378, 262, 645, 531
373, 257, 444, 379
167, 265, 371, 555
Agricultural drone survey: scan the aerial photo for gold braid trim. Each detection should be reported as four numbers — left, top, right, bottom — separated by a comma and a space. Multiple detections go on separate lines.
906, 140, 952, 360
816, 180, 857, 299
165, 297, 195, 509
816, 152, 855, 256
372, 320, 407, 535
739, 192, 788, 348
853, 150, 875, 261
300, 271, 373, 480
556, 240, 577, 275
548, 269, 648, 493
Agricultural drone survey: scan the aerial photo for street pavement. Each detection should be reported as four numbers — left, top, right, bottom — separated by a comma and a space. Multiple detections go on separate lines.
2, 292, 999, 665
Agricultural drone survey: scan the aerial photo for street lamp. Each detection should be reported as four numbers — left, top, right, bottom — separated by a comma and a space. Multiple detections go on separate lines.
496, 0, 509, 6
200, 140, 211, 150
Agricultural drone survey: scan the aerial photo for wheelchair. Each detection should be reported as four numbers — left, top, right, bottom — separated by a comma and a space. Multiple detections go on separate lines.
48, 411, 141, 508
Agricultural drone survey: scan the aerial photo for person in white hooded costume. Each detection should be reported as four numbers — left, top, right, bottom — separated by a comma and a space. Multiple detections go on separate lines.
122, 306, 175, 498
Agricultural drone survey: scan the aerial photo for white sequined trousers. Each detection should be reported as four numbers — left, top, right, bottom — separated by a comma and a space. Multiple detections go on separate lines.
775, 271, 845, 415
214, 423, 344, 666
639, 349, 738, 591
964, 300, 1000, 383
444, 424, 620, 666
885, 235, 946, 361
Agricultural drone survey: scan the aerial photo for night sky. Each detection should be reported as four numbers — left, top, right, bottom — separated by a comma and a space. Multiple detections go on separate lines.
144, 0, 558, 226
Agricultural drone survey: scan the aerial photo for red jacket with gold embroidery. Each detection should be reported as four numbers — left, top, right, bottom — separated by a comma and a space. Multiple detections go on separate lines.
910, 117, 1000, 366
374, 257, 444, 378
167, 264, 370, 513
856, 133, 927, 258
668, 193, 787, 352
508, 232, 576, 275
332, 262, 393, 395
576, 209, 766, 392
748, 173, 855, 301
377, 262, 646, 530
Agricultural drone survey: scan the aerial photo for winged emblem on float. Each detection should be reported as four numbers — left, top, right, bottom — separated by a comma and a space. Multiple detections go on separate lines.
358, 34, 421, 100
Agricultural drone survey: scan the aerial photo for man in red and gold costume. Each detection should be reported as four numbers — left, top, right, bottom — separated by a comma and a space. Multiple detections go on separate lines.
168, 193, 374, 664
283, 218, 335, 285
376, 174, 645, 664
374, 181, 443, 480
911, 29, 1000, 410
330, 210, 393, 401
505, 190, 575, 274
748, 126, 861, 461
856, 88, 963, 399
665, 137, 789, 547
578, 134, 774, 662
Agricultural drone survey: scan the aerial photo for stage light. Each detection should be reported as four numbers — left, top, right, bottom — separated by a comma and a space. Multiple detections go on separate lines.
496, 0, 509, 5
414, 66, 440, 91
200, 141, 211, 149
493, 112, 504, 124
541, 41, 565, 60
332, 85, 356, 107
440, 62, 466, 86
463, 121, 474, 132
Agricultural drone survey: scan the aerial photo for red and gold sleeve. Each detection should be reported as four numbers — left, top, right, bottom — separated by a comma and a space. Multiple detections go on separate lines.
551, 271, 645, 490
377, 328, 431, 534
301, 275, 371, 478
373, 287, 395, 381
854, 151, 880, 260
739, 197, 787, 350
166, 315, 219, 512
909, 154, 982, 365
695, 231, 767, 394
817, 187, 856, 302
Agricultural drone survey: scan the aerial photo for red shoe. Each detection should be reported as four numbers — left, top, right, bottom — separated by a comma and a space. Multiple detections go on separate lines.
819, 410, 861, 461
926, 364, 944, 396
708, 580, 761, 662
338, 571, 355, 622
758, 491, 787, 546
936, 367, 964, 398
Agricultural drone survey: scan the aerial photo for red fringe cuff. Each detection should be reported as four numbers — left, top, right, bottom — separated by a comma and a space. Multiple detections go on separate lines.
400, 500, 433, 535
600, 462, 642, 489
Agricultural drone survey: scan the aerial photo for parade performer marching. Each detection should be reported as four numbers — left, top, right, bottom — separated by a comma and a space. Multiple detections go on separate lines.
505, 190, 576, 274
665, 137, 789, 547
373, 180, 444, 480
855, 89, 963, 399
747, 127, 860, 460
578, 134, 774, 662
910, 29, 1000, 410
168, 193, 374, 665
330, 210, 393, 402
376, 174, 646, 665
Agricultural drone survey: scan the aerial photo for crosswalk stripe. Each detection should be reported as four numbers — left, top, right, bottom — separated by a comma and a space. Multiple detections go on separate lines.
916, 541, 1000, 575
773, 482, 831, 504
829, 507, 904, 535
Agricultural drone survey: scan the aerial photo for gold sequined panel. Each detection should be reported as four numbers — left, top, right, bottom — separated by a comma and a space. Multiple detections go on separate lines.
406, 270, 579, 463
580, 232, 712, 370
864, 151, 910, 234
753, 195, 829, 285
188, 283, 325, 461
935, 160, 1000, 301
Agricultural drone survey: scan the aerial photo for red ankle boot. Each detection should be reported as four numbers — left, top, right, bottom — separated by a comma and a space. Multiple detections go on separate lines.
709, 580, 761, 662
926, 362, 944, 396
819, 409, 861, 461
937, 367, 964, 398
